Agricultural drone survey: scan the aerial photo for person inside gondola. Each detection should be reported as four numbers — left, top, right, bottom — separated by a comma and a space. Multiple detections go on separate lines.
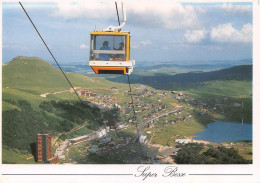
118, 42, 125, 50
99, 41, 111, 60
114, 42, 125, 61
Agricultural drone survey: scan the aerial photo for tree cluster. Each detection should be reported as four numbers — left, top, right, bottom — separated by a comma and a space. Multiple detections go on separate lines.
175, 143, 251, 164
2, 99, 118, 152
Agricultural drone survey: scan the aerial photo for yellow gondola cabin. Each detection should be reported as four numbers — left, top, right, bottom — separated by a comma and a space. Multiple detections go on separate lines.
89, 31, 135, 74
88, 2, 135, 75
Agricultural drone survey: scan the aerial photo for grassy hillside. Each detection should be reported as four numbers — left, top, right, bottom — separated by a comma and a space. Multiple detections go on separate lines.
2, 56, 128, 91
1, 56, 124, 158
2, 146, 37, 164
188, 80, 252, 97
2, 56, 129, 109
3, 56, 69, 91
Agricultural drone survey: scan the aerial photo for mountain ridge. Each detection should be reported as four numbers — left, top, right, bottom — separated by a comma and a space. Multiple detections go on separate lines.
107, 64, 252, 90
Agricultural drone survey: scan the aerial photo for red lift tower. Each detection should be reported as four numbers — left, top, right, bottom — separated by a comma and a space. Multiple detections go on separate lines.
36, 133, 52, 163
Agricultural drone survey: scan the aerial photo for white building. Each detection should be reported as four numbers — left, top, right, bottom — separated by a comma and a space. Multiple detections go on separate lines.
146, 131, 152, 134
97, 128, 107, 138
59, 155, 66, 160
69, 135, 89, 144
175, 139, 194, 144
139, 135, 147, 144
117, 123, 129, 130
115, 103, 121, 109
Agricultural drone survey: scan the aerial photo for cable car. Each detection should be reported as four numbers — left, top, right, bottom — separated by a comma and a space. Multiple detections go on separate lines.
89, 3, 135, 75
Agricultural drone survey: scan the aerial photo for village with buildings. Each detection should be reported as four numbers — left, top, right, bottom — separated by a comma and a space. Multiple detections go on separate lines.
36, 83, 235, 164
32, 83, 249, 164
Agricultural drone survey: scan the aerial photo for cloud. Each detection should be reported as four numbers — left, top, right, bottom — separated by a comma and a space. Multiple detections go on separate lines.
208, 46, 222, 50
52, 0, 202, 30
140, 40, 152, 46
80, 44, 89, 49
131, 42, 140, 49
210, 23, 252, 43
195, 6, 206, 14
162, 46, 170, 50
128, 1, 201, 30
3, 43, 28, 50
221, 3, 251, 15
3, 2, 56, 10
184, 29, 207, 43
52, 1, 115, 20
131, 40, 152, 50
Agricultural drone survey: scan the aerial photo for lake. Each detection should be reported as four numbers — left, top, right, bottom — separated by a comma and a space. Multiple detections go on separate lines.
193, 121, 252, 143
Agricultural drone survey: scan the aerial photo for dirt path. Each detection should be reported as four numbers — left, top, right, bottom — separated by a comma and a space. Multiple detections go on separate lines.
40, 93, 51, 98
40, 87, 81, 98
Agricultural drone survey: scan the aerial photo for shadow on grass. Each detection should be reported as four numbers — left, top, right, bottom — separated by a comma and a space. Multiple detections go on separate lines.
30, 142, 37, 162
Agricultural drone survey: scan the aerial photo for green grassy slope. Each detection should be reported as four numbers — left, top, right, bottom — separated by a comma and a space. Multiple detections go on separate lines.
2, 88, 46, 111
1, 56, 124, 157
188, 80, 252, 97
2, 56, 128, 110
2, 101, 21, 111
3, 56, 68, 90
2, 56, 128, 92
2, 146, 37, 164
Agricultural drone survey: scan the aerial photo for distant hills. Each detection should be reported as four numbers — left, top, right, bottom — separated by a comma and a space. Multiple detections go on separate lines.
3, 56, 252, 92
108, 65, 252, 90
135, 58, 252, 70
51, 58, 252, 76
208, 58, 252, 65
138, 64, 252, 83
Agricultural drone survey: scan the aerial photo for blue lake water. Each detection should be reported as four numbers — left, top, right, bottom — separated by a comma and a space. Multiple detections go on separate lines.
193, 121, 252, 143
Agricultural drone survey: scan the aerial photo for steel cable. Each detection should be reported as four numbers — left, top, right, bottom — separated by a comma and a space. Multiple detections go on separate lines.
20, 1, 144, 164
127, 74, 144, 163
19, 1, 106, 139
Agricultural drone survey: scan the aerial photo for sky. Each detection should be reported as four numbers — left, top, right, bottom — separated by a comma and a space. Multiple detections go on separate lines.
2, 1, 253, 65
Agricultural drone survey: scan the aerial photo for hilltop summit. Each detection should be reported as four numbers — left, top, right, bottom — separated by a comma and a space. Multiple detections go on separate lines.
2, 56, 124, 92
3, 56, 68, 88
